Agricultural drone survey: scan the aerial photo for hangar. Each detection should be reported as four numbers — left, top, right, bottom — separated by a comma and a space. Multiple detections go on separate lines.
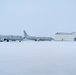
55, 32, 76, 41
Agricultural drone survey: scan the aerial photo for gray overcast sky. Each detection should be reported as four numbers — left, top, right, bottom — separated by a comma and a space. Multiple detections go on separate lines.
0, 0, 76, 37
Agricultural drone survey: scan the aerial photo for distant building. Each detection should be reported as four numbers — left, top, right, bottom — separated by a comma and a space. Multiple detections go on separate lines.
55, 32, 76, 41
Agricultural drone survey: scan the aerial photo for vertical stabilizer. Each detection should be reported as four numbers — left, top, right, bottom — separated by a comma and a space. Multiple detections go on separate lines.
23, 30, 28, 37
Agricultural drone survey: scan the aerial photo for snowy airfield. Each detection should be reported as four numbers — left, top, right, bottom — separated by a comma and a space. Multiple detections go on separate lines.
0, 41, 76, 75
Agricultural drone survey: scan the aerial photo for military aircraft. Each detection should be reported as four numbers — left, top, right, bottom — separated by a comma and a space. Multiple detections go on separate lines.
0, 31, 25, 42
23, 30, 53, 41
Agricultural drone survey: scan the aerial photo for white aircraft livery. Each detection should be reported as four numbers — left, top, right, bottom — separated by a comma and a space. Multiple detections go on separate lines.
23, 30, 53, 41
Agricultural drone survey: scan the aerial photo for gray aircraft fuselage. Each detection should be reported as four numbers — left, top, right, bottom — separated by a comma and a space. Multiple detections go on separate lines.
24, 30, 53, 41
26, 36, 53, 41
0, 31, 25, 42
2, 35, 24, 42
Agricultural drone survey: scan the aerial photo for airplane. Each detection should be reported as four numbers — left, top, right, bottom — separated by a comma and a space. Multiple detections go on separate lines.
0, 31, 25, 42
23, 30, 53, 41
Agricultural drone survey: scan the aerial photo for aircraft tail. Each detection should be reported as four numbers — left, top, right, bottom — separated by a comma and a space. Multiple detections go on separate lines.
23, 30, 29, 38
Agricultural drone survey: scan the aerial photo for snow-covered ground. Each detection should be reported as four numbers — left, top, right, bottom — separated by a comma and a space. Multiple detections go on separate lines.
0, 41, 76, 75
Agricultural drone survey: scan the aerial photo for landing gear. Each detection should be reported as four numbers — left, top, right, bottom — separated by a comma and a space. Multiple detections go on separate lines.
0, 40, 3, 42
35, 39, 37, 41
7, 40, 9, 42
19, 40, 21, 42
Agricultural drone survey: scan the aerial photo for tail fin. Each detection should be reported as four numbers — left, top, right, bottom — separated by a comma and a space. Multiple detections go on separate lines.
23, 30, 28, 38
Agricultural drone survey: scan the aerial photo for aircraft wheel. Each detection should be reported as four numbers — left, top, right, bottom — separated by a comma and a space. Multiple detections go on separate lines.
7, 40, 9, 42
19, 40, 21, 42
35, 39, 37, 41
0, 41, 3, 42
